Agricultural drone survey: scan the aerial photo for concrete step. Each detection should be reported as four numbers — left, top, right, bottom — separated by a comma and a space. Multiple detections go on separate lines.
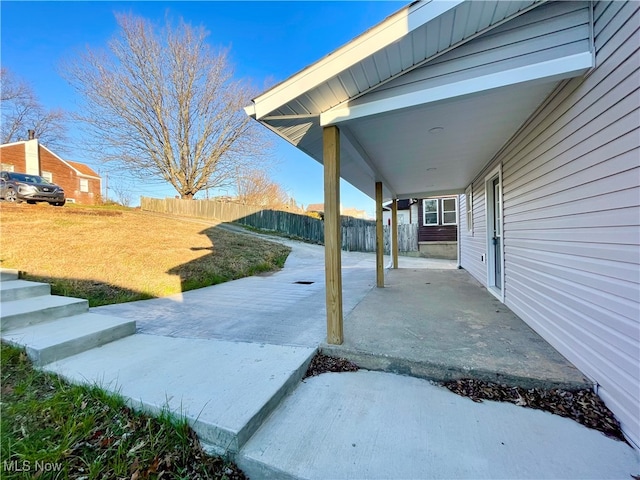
44, 335, 316, 454
0, 279, 51, 303
2, 312, 136, 366
0, 295, 89, 332
0, 269, 19, 281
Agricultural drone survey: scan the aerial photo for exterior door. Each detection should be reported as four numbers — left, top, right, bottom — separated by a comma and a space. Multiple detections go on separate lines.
485, 168, 503, 299
491, 176, 502, 290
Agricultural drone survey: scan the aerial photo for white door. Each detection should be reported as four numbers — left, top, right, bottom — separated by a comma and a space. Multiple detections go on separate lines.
492, 176, 502, 290
485, 169, 503, 299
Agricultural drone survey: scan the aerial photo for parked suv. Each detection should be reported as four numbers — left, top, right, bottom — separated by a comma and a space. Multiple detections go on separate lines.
0, 171, 66, 206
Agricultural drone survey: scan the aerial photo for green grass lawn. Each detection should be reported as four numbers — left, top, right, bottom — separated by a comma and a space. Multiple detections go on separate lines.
0, 343, 246, 479
0, 203, 294, 478
0, 203, 291, 306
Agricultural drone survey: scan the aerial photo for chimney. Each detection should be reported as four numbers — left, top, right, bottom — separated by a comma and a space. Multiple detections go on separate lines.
24, 130, 40, 175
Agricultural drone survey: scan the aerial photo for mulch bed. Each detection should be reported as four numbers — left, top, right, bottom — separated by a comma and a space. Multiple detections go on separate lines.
304, 354, 626, 443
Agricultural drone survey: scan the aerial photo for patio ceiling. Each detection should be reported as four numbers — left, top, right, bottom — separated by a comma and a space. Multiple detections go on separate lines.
246, 0, 594, 200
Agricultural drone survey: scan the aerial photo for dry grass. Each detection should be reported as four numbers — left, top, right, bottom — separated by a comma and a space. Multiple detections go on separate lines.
0, 203, 291, 306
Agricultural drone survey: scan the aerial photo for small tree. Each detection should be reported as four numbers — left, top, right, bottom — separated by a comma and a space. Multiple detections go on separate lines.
0, 68, 68, 149
63, 13, 269, 199
235, 168, 289, 208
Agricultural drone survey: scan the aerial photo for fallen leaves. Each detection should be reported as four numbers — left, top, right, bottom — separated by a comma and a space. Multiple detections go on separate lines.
443, 378, 626, 441
304, 353, 360, 378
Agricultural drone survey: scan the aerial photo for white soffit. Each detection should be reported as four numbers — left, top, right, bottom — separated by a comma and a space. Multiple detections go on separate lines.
320, 52, 593, 126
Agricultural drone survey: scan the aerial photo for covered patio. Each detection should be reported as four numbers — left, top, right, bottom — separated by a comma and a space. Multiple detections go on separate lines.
245, 0, 640, 448
324, 261, 590, 391
245, 0, 595, 344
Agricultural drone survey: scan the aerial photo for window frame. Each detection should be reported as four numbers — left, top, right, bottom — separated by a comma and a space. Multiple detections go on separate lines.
41, 171, 53, 183
441, 197, 458, 226
422, 199, 439, 226
465, 185, 473, 234
79, 178, 89, 193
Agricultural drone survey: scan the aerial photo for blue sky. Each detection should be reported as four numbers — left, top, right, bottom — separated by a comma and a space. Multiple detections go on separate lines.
1, 1, 404, 214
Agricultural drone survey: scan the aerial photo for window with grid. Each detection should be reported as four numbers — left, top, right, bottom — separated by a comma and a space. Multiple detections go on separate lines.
80, 178, 89, 192
442, 197, 457, 225
422, 199, 438, 226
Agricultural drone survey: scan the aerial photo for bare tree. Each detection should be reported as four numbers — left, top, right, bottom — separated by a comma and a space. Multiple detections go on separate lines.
63, 13, 269, 199
235, 168, 289, 208
0, 68, 68, 149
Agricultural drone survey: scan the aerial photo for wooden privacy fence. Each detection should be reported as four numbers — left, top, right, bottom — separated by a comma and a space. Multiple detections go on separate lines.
140, 197, 418, 253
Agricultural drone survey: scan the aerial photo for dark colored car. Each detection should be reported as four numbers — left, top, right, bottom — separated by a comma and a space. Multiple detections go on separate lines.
0, 171, 66, 206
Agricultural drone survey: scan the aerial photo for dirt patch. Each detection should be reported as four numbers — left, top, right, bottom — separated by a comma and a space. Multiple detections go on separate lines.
443, 378, 626, 442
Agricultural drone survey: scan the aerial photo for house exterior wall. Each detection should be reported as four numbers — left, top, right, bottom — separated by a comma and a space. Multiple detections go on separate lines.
0, 142, 101, 205
38, 147, 100, 205
459, 1, 639, 448
416, 197, 458, 260
0, 144, 26, 172
417, 199, 457, 242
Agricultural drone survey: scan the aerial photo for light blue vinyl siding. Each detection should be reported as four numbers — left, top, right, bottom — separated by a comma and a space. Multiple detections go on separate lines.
460, 0, 640, 448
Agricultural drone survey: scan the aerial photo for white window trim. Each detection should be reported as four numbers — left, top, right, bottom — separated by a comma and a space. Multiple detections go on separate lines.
80, 178, 89, 193
1, 164, 15, 172
41, 171, 53, 182
422, 199, 439, 226
465, 185, 473, 234
441, 196, 458, 226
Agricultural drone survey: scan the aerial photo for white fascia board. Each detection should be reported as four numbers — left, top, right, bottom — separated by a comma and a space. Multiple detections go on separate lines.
253, 0, 464, 120
244, 104, 256, 118
0, 140, 27, 148
321, 51, 594, 126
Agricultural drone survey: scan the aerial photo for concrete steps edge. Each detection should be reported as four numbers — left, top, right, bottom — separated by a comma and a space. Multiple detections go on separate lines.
28, 321, 136, 366
0, 280, 51, 302
0, 269, 19, 281
1, 297, 89, 332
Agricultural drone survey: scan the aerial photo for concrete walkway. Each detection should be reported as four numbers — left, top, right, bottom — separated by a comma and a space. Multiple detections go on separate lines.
7, 229, 637, 478
96, 238, 380, 346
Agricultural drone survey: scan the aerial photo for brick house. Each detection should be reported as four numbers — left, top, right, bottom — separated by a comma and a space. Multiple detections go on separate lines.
0, 138, 101, 205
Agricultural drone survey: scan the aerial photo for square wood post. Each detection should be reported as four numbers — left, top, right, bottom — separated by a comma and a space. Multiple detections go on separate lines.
375, 181, 384, 287
323, 126, 343, 345
392, 198, 399, 269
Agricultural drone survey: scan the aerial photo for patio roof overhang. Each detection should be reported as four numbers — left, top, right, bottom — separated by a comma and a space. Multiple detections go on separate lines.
246, 0, 594, 201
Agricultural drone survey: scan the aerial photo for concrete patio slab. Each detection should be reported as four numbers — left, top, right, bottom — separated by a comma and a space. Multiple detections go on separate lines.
44, 334, 316, 454
237, 371, 639, 479
324, 268, 590, 390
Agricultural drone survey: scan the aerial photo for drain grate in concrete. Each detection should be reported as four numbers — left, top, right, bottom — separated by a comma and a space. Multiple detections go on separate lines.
293, 281, 315, 285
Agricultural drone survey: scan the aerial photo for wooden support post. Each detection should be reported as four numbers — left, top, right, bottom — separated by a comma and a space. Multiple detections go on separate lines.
392, 198, 399, 269
323, 126, 343, 345
375, 181, 384, 288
